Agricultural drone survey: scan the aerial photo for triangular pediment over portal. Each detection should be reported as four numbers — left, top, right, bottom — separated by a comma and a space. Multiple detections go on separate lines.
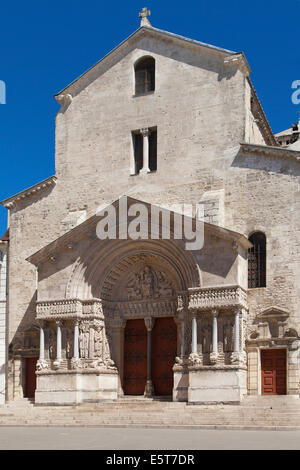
26, 195, 251, 267
256, 306, 290, 321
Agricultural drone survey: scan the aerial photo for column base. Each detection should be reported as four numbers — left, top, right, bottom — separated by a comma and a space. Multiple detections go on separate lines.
144, 380, 154, 398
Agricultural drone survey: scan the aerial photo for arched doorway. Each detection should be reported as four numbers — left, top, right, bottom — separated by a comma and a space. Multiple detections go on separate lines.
66, 239, 199, 398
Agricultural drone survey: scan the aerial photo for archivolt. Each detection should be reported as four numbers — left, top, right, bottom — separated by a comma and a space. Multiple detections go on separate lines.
66, 238, 200, 300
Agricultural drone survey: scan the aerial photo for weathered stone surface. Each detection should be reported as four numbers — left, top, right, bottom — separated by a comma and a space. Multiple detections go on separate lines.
1, 24, 300, 405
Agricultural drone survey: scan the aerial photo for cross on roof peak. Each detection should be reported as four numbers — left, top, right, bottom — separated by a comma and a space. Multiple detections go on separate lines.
139, 7, 152, 27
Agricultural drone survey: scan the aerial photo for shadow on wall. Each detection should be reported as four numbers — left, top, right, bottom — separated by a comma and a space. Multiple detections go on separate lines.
9, 291, 39, 357
231, 148, 300, 177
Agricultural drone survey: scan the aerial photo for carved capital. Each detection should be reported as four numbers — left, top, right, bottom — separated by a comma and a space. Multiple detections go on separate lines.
211, 308, 219, 318
144, 317, 155, 331
233, 306, 242, 316
140, 127, 151, 137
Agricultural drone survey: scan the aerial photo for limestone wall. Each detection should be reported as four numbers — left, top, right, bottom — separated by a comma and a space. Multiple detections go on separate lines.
4, 32, 300, 359
0, 243, 7, 403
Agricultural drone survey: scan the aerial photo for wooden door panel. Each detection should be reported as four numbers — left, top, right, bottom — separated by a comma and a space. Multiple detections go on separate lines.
123, 319, 147, 395
261, 349, 286, 395
152, 317, 177, 396
25, 358, 38, 398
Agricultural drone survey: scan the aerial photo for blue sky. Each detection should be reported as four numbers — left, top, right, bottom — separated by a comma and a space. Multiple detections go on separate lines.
1, 0, 299, 234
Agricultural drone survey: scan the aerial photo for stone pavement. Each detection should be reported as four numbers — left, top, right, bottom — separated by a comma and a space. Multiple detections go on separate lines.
1, 426, 300, 450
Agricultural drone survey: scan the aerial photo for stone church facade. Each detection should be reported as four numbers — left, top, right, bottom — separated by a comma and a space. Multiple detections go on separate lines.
1, 14, 300, 405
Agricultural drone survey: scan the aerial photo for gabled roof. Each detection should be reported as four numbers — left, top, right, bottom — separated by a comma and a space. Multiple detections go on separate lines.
54, 25, 241, 100
27, 196, 252, 266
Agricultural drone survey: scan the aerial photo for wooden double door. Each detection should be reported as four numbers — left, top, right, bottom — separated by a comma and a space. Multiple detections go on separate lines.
123, 317, 177, 396
261, 349, 287, 395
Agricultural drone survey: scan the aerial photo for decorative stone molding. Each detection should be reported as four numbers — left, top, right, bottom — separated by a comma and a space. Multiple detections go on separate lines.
53, 359, 63, 370
144, 317, 155, 331
36, 298, 104, 321
240, 142, 300, 162
178, 285, 248, 312
230, 351, 247, 366
224, 53, 251, 76
56, 93, 73, 106
103, 298, 178, 318
37, 297, 178, 321
70, 357, 82, 370
36, 359, 49, 371
210, 351, 218, 365
188, 352, 202, 365
1, 176, 57, 209
246, 306, 293, 344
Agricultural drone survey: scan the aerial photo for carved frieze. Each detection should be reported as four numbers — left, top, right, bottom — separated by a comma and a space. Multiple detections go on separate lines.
126, 265, 174, 300
183, 285, 248, 311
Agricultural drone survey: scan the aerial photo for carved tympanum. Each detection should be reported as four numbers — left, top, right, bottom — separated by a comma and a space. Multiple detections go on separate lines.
126, 265, 174, 300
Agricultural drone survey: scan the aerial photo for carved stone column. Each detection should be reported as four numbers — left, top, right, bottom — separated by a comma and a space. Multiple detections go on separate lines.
180, 318, 185, 358
144, 317, 155, 397
73, 321, 79, 359
231, 307, 247, 365
53, 321, 63, 369
110, 318, 126, 396
191, 313, 197, 354
189, 311, 202, 365
37, 321, 49, 371
39, 322, 45, 360
140, 128, 150, 173
234, 308, 240, 352
210, 309, 219, 364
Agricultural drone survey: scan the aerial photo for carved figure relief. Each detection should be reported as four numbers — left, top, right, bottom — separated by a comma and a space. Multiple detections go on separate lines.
126, 265, 174, 300
223, 320, 234, 352
94, 324, 104, 358
65, 327, 74, 359
48, 328, 57, 360
79, 322, 90, 359
201, 324, 212, 353
77, 320, 114, 369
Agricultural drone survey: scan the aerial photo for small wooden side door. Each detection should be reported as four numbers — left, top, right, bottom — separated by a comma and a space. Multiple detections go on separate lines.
25, 357, 38, 398
261, 349, 286, 395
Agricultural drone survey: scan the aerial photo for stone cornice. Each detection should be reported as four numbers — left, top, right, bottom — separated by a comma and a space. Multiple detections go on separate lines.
224, 53, 251, 77
240, 142, 300, 161
1, 176, 57, 209
247, 78, 277, 147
